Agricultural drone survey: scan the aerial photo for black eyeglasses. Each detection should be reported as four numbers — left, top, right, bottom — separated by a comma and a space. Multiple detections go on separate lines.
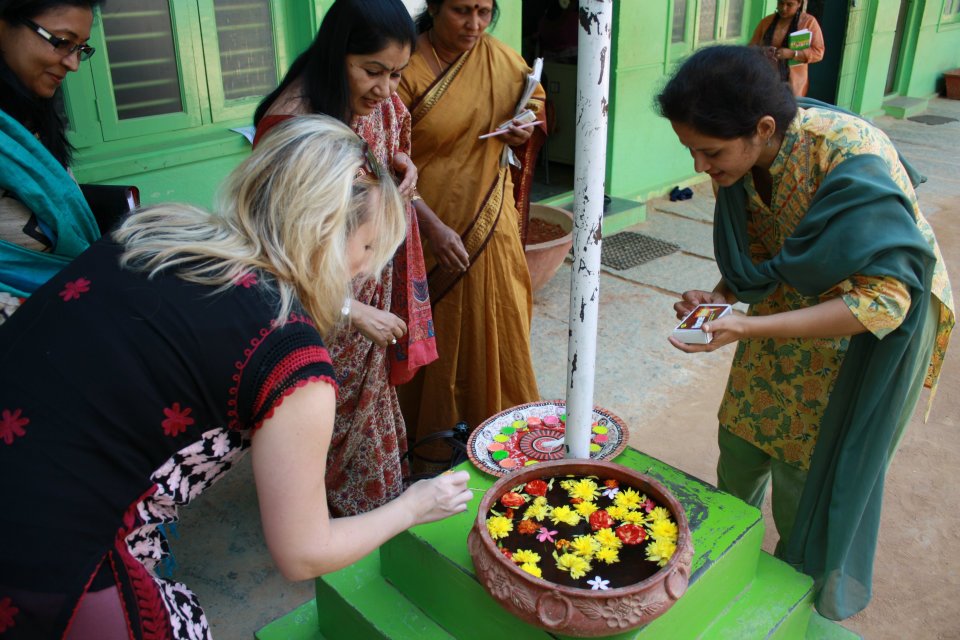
21, 18, 96, 61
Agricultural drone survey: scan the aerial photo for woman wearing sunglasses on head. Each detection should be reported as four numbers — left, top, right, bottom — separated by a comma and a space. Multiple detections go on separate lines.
0, 116, 472, 639
0, 0, 103, 325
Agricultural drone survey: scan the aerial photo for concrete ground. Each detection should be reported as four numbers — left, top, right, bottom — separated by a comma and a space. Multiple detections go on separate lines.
168, 97, 960, 639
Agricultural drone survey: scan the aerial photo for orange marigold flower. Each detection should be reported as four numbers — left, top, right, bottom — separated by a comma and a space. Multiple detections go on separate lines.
517, 519, 539, 535
589, 509, 615, 532
524, 479, 548, 497
616, 524, 647, 545
500, 492, 526, 508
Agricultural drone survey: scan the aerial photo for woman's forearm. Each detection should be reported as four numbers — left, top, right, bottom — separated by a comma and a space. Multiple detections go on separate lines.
744, 297, 867, 340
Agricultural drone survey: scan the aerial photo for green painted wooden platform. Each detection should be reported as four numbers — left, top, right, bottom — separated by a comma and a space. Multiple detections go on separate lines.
256, 448, 859, 640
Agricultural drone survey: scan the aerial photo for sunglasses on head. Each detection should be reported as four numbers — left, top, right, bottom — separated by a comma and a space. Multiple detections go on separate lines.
355, 140, 383, 181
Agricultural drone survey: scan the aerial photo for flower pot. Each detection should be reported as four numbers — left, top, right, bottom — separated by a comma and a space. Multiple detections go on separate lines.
525, 204, 573, 293
945, 69, 960, 100
468, 459, 694, 637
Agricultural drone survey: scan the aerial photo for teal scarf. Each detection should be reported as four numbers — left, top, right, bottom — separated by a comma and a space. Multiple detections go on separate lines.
714, 111, 936, 620
0, 109, 99, 297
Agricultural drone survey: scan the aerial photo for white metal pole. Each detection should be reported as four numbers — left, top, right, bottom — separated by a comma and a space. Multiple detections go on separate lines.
565, 0, 612, 459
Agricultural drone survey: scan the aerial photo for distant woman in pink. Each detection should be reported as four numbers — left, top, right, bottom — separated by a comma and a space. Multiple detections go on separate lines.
750, 0, 824, 97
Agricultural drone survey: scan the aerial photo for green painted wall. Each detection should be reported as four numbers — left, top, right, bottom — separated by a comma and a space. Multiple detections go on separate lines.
605, 1, 769, 204
909, 2, 960, 97
843, 0, 960, 116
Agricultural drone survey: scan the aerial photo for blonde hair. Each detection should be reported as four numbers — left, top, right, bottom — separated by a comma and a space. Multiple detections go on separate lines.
113, 115, 406, 334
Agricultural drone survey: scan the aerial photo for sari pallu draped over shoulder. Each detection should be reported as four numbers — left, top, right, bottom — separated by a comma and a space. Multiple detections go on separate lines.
715, 147, 952, 619
405, 35, 546, 303
0, 109, 99, 297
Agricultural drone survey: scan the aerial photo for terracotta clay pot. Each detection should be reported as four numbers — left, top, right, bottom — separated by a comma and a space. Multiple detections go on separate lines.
945, 69, 960, 100
525, 204, 573, 293
468, 459, 694, 637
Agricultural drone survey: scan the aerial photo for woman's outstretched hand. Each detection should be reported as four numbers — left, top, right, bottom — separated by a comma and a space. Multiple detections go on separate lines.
403, 470, 473, 525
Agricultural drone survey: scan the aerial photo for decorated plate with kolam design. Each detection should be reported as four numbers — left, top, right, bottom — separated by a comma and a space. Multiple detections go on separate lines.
466, 400, 629, 477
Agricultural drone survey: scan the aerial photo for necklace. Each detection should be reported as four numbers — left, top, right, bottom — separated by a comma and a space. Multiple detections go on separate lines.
428, 30, 457, 71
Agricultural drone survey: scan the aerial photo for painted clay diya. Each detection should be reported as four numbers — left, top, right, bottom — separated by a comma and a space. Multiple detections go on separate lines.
468, 459, 693, 637
466, 400, 629, 477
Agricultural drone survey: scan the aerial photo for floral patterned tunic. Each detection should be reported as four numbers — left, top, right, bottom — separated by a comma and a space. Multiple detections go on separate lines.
717, 107, 954, 469
0, 239, 336, 639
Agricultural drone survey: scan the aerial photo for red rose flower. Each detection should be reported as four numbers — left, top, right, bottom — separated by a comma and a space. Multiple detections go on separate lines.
500, 492, 525, 508
589, 509, 615, 531
500, 548, 513, 560
616, 524, 647, 545
517, 519, 539, 535
504, 508, 515, 520
524, 479, 548, 497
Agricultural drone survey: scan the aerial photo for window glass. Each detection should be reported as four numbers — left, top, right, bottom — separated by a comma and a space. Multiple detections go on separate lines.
101, 2, 184, 120
213, 0, 278, 101
726, 0, 745, 37
672, 0, 688, 44
698, 0, 718, 42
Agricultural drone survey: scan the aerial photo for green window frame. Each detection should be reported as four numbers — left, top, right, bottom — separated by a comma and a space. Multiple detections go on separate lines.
669, 0, 749, 60
940, 0, 960, 28
63, 1, 299, 147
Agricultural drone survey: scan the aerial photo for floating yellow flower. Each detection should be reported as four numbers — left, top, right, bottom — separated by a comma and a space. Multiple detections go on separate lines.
622, 510, 647, 525
645, 538, 677, 567
613, 487, 642, 510
595, 546, 620, 565
520, 562, 542, 578
524, 500, 551, 522
606, 505, 628, 521
550, 505, 581, 526
569, 535, 600, 559
568, 478, 600, 502
593, 528, 622, 550
648, 518, 679, 542
574, 500, 599, 518
648, 506, 672, 523
512, 549, 541, 565
559, 479, 577, 491
486, 515, 513, 540
556, 553, 592, 579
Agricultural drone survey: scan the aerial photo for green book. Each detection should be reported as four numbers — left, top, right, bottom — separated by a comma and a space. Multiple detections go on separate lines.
788, 29, 812, 66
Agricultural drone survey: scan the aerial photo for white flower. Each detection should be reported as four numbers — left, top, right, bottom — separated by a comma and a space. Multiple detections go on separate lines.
602, 486, 620, 498
587, 575, 610, 590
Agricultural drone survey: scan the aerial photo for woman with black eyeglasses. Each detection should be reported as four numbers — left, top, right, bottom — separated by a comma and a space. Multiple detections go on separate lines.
0, 0, 102, 325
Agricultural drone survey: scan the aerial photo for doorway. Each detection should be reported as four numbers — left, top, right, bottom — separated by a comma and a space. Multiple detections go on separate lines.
805, 0, 850, 103
885, 0, 911, 95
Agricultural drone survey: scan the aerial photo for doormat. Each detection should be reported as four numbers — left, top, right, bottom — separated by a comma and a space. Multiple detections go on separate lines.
907, 114, 958, 126
595, 231, 680, 270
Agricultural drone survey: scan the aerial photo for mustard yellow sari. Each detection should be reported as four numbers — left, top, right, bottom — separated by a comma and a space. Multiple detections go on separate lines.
397, 34, 544, 448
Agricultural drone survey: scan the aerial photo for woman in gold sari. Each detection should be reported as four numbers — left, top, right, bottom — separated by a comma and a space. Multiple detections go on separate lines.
397, 0, 546, 458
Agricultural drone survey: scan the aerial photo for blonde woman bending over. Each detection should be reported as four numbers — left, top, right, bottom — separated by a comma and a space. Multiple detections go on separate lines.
0, 115, 471, 640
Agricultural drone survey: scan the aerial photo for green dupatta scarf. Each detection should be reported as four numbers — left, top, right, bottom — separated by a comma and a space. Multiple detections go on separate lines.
0, 109, 99, 297
714, 104, 936, 620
